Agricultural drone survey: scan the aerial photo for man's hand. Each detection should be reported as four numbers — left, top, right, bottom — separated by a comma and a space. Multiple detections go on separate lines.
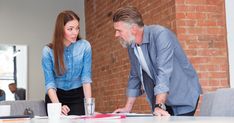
153, 107, 170, 116
113, 107, 130, 113
113, 97, 135, 113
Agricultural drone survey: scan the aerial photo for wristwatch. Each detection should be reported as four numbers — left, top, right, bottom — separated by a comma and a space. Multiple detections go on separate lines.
154, 103, 166, 110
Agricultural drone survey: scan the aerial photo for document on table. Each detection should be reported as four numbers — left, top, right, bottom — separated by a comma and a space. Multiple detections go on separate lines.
111, 113, 153, 117
34, 113, 153, 120
34, 116, 48, 119
125, 113, 153, 117
77, 114, 126, 119
35, 115, 80, 119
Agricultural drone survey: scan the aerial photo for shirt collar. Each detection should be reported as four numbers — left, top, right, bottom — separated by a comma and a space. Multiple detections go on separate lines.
130, 25, 149, 48
65, 42, 74, 51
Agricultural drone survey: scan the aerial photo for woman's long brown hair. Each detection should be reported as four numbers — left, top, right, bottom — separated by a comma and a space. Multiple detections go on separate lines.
50, 10, 81, 76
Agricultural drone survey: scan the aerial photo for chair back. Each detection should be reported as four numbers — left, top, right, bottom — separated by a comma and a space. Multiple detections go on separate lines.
200, 92, 216, 116
0, 100, 46, 116
210, 88, 234, 116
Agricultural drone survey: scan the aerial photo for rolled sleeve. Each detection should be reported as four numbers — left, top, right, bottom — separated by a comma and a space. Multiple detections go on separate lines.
127, 88, 143, 97
45, 82, 57, 93
127, 76, 144, 97
81, 76, 92, 84
154, 82, 169, 95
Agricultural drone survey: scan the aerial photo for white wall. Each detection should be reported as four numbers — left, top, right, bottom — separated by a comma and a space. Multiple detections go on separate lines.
225, 0, 234, 88
0, 0, 85, 100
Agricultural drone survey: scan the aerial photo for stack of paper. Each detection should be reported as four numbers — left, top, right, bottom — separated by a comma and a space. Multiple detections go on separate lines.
124, 113, 153, 117
78, 114, 126, 119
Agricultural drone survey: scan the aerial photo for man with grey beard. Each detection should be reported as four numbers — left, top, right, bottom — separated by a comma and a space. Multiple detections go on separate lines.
112, 6, 202, 116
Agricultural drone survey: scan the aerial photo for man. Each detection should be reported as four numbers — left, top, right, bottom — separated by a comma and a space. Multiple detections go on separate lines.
8, 83, 26, 100
112, 6, 202, 116
0, 89, 5, 101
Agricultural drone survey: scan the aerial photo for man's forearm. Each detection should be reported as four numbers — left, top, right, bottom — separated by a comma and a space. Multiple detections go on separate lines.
125, 97, 136, 111
155, 93, 167, 104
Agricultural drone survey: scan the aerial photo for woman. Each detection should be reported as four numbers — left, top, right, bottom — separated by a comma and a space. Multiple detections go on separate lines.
42, 10, 92, 115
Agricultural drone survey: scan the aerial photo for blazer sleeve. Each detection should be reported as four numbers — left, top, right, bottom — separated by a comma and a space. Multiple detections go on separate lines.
153, 29, 175, 95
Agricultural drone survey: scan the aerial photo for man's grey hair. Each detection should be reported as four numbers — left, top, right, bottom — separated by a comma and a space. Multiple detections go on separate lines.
113, 6, 144, 27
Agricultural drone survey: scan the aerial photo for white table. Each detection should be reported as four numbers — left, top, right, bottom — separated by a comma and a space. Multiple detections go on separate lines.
1, 116, 234, 123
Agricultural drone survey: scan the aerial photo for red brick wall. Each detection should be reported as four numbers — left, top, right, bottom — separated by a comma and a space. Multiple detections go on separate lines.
85, 0, 228, 114
175, 0, 228, 91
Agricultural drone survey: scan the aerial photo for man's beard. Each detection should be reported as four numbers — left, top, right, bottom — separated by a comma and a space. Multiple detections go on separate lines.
118, 35, 135, 48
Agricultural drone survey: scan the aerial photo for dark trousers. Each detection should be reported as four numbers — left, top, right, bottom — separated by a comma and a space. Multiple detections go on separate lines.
45, 87, 85, 115
166, 97, 199, 116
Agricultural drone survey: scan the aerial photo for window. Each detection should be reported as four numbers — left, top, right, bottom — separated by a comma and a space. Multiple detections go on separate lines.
0, 45, 17, 100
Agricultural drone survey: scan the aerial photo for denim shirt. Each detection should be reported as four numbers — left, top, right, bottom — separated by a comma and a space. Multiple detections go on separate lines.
42, 39, 92, 93
127, 25, 202, 115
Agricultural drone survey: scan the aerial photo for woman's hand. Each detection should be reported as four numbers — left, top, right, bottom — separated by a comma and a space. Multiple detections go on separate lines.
61, 105, 70, 115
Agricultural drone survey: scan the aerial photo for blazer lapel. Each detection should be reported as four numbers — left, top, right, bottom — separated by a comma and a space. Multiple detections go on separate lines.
141, 44, 155, 82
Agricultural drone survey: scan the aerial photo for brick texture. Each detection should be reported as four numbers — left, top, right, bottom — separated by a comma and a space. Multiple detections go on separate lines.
85, 0, 228, 115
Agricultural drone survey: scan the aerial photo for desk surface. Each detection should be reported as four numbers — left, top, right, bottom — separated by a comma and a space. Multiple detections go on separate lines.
1, 116, 234, 123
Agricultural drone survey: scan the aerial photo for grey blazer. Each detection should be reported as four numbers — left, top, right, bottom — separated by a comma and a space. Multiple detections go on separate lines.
127, 25, 202, 115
